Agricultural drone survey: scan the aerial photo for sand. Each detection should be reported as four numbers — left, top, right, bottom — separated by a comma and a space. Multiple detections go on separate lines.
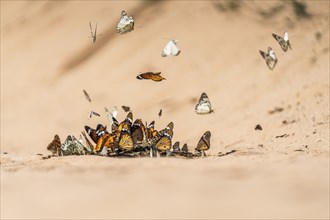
1, 1, 329, 219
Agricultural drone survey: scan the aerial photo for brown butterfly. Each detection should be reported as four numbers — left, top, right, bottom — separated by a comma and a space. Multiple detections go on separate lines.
81, 131, 95, 152
88, 111, 100, 118
47, 134, 61, 155
131, 119, 147, 147
172, 141, 180, 152
181, 143, 188, 153
84, 124, 108, 144
136, 72, 166, 82
158, 109, 162, 118
83, 89, 91, 102
118, 112, 133, 133
195, 131, 211, 156
122, 105, 130, 112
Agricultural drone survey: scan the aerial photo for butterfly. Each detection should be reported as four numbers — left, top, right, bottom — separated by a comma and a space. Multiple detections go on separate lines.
136, 72, 166, 82
146, 121, 158, 140
84, 124, 108, 144
259, 47, 277, 70
162, 40, 180, 57
88, 111, 100, 118
105, 106, 118, 132
89, 22, 102, 44
131, 119, 147, 147
158, 109, 162, 118
272, 32, 291, 52
122, 105, 130, 112
195, 131, 211, 156
83, 89, 91, 102
81, 131, 95, 153
94, 133, 116, 153
118, 112, 133, 133
116, 10, 134, 34
172, 141, 180, 152
152, 122, 174, 148
154, 135, 172, 152
181, 143, 188, 153
61, 135, 87, 156
195, 92, 214, 114
47, 134, 61, 155
118, 131, 134, 151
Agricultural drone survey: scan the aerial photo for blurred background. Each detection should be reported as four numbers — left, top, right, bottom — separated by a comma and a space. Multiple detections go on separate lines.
1, 0, 328, 154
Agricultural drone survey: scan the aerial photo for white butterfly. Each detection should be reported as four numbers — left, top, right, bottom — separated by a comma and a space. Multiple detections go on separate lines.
105, 106, 118, 127
161, 40, 180, 57
259, 47, 277, 70
195, 92, 214, 114
272, 32, 291, 52
116, 10, 134, 34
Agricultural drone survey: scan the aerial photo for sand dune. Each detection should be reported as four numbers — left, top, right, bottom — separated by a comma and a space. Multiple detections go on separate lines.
1, 1, 329, 219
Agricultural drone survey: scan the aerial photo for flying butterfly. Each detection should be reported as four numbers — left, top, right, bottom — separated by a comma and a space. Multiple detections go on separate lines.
158, 109, 162, 118
89, 22, 102, 44
195, 92, 214, 114
122, 105, 130, 112
47, 134, 61, 155
88, 111, 100, 118
162, 40, 180, 57
195, 131, 211, 156
272, 32, 291, 52
259, 47, 277, 70
83, 89, 91, 102
136, 72, 166, 82
116, 10, 134, 34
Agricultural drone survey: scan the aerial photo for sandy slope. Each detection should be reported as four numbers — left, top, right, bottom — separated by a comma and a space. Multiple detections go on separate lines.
1, 1, 329, 219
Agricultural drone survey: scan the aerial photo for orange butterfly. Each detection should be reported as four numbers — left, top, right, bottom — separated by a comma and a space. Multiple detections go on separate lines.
136, 72, 166, 82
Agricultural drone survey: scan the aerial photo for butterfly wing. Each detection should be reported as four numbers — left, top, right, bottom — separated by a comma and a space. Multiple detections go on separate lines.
196, 131, 211, 151
117, 10, 134, 34
118, 131, 134, 151
169, 40, 180, 56
272, 33, 288, 52
83, 89, 91, 102
195, 93, 213, 114
122, 105, 130, 112
162, 40, 180, 57
47, 134, 61, 155
131, 119, 147, 145
155, 135, 172, 152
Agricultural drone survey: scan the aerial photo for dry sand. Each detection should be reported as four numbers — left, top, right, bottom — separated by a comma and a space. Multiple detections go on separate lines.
1, 1, 329, 219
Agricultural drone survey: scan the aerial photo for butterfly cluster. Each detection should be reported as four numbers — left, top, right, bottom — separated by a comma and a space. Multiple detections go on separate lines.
47, 111, 211, 158
260, 31, 292, 70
